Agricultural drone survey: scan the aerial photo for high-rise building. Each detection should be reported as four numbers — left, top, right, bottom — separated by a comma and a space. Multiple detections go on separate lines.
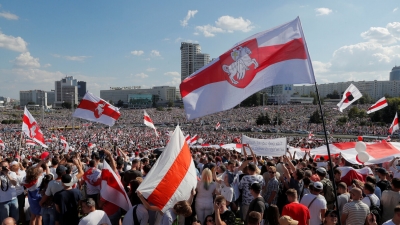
54, 76, 79, 107
19, 90, 47, 107
180, 42, 211, 81
77, 81, 87, 100
390, 66, 400, 81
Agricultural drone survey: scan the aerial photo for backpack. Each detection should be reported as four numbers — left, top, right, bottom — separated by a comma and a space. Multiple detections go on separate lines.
367, 196, 381, 224
321, 179, 335, 206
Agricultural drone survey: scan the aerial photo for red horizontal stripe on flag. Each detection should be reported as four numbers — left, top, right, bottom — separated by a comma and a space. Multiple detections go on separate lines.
147, 141, 191, 209
180, 38, 307, 98
368, 100, 387, 111
78, 99, 120, 120
144, 115, 153, 124
101, 169, 130, 202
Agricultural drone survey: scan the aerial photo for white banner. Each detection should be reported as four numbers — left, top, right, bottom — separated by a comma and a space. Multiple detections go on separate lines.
242, 135, 287, 157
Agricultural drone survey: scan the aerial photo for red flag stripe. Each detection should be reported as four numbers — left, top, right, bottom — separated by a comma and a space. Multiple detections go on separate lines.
144, 115, 154, 124
78, 99, 120, 120
180, 38, 307, 98
101, 169, 130, 203
147, 141, 191, 209
368, 99, 387, 111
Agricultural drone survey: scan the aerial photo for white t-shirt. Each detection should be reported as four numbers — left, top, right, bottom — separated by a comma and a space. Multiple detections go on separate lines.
122, 204, 148, 225
78, 210, 111, 225
300, 194, 327, 225
382, 220, 396, 225
196, 181, 216, 204
10, 170, 26, 195
361, 193, 380, 207
220, 185, 234, 203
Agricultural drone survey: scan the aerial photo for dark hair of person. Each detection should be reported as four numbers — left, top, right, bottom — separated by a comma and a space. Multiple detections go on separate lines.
248, 211, 262, 225
364, 182, 375, 193
24, 166, 42, 184
265, 204, 280, 225
303, 177, 311, 186
392, 178, 400, 189
129, 179, 142, 206
366, 175, 377, 184
296, 169, 305, 180
89, 160, 96, 168
173, 200, 192, 217
286, 188, 297, 198
395, 204, 400, 213
334, 168, 341, 175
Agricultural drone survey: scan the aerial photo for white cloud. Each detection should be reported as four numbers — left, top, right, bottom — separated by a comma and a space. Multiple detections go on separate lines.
164, 77, 181, 87
196, 15, 253, 37
0, 11, 18, 20
175, 37, 198, 43
150, 50, 161, 57
43, 63, 51, 68
131, 50, 144, 56
394, 8, 398, 12
361, 27, 397, 45
164, 71, 180, 77
52, 54, 90, 62
135, 73, 148, 78
146, 68, 156, 72
13, 52, 40, 68
315, 8, 333, 16
180, 10, 198, 27
387, 22, 400, 39
0, 31, 28, 52
215, 16, 254, 32
312, 61, 331, 73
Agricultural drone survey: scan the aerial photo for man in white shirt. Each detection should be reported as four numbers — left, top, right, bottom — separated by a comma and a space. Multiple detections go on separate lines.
8, 161, 25, 224
79, 198, 111, 225
300, 182, 327, 225
362, 182, 380, 208
0, 161, 18, 223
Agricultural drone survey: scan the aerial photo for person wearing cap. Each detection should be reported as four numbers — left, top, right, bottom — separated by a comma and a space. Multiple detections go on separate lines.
246, 182, 265, 225
381, 178, 400, 223
322, 210, 338, 225
279, 215, 299, 225
0, 160, 19, 223
282, 189, 310, 225
316, 167, 335, 210
341, 187, 369, 225
79, 198, 111, 225
376, 167, 391, 193
53, 174, 82, 225
300, 182, 327, 225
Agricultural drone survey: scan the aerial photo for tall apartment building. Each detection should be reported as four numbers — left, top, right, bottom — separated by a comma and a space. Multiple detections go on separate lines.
180, 42, 211, 81
19, 90, 47, 107
77, 81, 87, 100
390, 66, 400, 81
54, 76, 79, 107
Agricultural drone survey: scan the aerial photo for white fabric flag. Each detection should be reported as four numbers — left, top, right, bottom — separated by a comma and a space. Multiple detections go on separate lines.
337, 84, 362, 112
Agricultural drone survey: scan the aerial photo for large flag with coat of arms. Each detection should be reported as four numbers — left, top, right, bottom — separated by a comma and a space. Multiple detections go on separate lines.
180, 17, 315, 120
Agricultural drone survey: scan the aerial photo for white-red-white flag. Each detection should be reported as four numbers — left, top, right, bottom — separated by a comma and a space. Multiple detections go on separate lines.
137, 125, 197, 212
367, 97, 388, 114
25, 139, 36, 146
0, 139, 5, 149
185, 134, 191, 145
73, 92, 120, 127
60, 136, 69, 153
389, 113, 399, 135
88, 143, 96, 149
215, 122, 221, 130
387, 135, 391, 141
190, 134, 198, 145
101, 160, 132, 211
337, 84, 362, 112
22, 107, 47, 148
308, 131, 314, 140
180, 17, 316, 120
144, 110, 158, 137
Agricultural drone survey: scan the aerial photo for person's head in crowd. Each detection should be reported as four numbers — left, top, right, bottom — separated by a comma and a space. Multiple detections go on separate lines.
141, 157, 149, 166
268, 166, 277, 180
293, 168, 305, 181
279, 215, 299, 225
316, 167, 327, 179
173, 200, 192, 217
81, 198, 96, 214
247, 211, 262, 225
142, 164, 152, 176
131, 159, 140, 170
88, 160, 97, 168
1, 217, 17, 225
227, 160, 235, 171
129, 178, 143, 205
376, 167, 388, 180
265, 204, 280, 225
217, 165, 226, 174
207, 156, 213, 163
202, 168, 213, 190
214, 195, 228, 213
304, 169, 312, 178
247, 163, 257, 175
310, 181, 323, 194
286, 188, 298, 203
249, 182, 262, 197
323, 210, 338, 225
366, 175, 377, 185
303, 177, 311, 188
139, 152, 144, 158
9, 161, 19, 173
363, 182, 375, 195
22, 158, 30, 169
337, 182, 347, 194
333, 168, 341, 182
392, 177, 400, 190
350, 187, 363, 200
203, 214, 215, 225
91, 152, 100, 162
51, 157, 59, 167
24, 165, 43, 184
61, 174, 75, 188
56, 165, 67, 177
298, 161, 307, 170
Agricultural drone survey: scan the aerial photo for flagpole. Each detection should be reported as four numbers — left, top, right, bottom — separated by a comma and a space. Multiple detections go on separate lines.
314, 82, 342, 222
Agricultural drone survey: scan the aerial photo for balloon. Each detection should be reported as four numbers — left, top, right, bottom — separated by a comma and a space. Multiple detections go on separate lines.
358, 136, 363, 141
356, 151, 370, 163
355, 142, 367, 153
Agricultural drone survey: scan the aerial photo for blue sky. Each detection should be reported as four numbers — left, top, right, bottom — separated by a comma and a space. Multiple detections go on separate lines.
0, 1, 399, 99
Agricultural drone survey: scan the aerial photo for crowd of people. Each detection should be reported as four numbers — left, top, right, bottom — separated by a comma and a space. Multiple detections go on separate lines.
0, 105, 398, 225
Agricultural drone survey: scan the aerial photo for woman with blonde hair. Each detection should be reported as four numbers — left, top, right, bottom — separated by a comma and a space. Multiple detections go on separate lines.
195, 168, 216, 224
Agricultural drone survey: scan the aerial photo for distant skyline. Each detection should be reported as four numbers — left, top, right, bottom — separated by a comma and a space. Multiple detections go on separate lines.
0, 1, 399, 99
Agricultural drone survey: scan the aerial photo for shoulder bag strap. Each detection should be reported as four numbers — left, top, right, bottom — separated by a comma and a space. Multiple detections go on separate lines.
308, 196, 318, 208
367, 195, 376, 208
132, 205, 139, 224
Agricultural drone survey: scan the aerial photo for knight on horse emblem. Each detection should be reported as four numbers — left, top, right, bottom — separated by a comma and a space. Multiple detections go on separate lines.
222, 46, 258, 85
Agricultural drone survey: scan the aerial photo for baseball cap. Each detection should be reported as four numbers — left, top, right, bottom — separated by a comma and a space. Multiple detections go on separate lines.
312, 181, 324, 191
279, 216, 299, 225
41, 152, 50, 160
316, 167, 327, 175
61, 174, 74, 187
377, 167, 388, 174
250, 182, 262, 192
56, 165, 67, 175
10, 161, 19, 167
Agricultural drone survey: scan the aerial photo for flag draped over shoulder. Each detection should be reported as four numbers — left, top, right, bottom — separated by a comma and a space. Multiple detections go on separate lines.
180, 17, 316, 120
22, 107, 47, 148
137, 125, 197, 212
337, 84, 362, 112
73, 92, 120, 127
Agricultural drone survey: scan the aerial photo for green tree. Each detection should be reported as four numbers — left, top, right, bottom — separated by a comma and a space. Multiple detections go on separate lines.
326, 90, 340, 99
152, 95, 160, 107
256, 113, 271, 125
61, 102, 71, 109
348, 106, 360, 119
369, 97, 400, 123
272, 114, 283, 125
241, 92, 261, 107
116, 100, 124, 107
309, 110, 322, 123
167, 100, 174, 107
